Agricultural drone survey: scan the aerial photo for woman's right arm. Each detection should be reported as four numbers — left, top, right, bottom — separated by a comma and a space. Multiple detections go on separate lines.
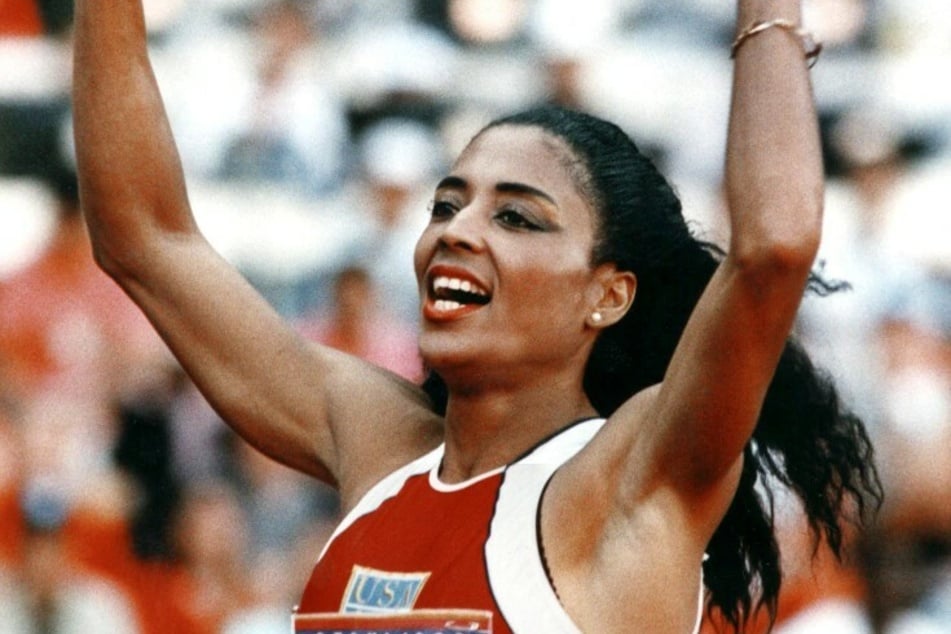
72, 1, 441, 501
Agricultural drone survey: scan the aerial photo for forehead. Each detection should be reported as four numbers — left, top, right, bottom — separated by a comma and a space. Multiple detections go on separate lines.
453, 125, 591, 206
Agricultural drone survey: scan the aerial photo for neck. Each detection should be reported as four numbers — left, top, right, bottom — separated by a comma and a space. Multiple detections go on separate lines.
437, 371, 597, 484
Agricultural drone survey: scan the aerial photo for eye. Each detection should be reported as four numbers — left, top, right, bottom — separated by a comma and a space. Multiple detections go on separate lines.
429, 199, 458, 220
495, 208, 542, 231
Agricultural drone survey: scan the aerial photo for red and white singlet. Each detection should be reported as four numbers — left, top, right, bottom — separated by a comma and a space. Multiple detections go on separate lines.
295, 418, 704, 633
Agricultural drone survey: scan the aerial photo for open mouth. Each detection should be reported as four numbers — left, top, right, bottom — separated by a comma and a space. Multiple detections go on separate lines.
430, 275, 491, 312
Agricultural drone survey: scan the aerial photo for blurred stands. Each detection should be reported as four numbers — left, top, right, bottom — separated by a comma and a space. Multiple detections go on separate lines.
1, 1, 948, 632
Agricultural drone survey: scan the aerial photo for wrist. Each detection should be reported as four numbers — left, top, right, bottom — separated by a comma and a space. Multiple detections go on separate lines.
731, 19, 822, 66
737, 0, 801, 26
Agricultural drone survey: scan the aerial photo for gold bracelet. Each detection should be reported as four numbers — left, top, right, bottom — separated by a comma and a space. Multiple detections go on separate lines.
731, 19, 823, 67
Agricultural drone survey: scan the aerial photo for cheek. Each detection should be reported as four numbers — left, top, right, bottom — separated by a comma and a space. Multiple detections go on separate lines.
505, 256, 592, 323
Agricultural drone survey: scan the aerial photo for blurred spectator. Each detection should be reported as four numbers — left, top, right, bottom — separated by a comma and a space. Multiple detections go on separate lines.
218, 438, 340, 634
298, 264, 422, 381
862, 276, 951, 634
418, 0, 527, 45
0, 398, 144, 634
217, 0, 349, 196
0, 485, 141, 634
799, 105, 945, 421
358, 117, 445, 320
528, 0, 621, 110
164, 481, 256, 634
331, 16, 458, 112
0, 172, 165, 400
14, 383, 252, 634
220, 516, 338, 634
112, 371, 185, 562
226, 434, 337, 554
825, 106, 944, 274
793, 100, 950, 633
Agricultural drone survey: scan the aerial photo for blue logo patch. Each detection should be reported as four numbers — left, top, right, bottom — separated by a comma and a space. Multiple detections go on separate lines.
341, 565, 431, 613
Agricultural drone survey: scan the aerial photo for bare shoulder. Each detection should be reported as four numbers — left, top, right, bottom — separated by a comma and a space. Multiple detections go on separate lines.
317, 347, 445, 510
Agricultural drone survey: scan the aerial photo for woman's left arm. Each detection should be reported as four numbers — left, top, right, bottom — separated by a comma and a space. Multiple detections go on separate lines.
618, 0, 824, 524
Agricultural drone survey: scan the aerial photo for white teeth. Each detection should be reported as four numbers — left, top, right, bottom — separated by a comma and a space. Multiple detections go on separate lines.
432, 275, 487, 296
434, 299, 462, 312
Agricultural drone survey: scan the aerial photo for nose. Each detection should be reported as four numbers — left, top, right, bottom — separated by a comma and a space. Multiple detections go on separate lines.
438, 205, 486, 253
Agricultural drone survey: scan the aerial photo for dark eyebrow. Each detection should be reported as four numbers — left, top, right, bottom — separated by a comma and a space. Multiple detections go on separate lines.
435, 175, 467, 191
435, 176, 557, 207
495, 182, 557, 206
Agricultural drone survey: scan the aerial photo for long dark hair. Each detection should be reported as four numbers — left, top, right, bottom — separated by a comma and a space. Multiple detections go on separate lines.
421, 105, 882, 630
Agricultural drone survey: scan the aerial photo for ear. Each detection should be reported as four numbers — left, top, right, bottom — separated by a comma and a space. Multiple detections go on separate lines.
585, 264, 636, 329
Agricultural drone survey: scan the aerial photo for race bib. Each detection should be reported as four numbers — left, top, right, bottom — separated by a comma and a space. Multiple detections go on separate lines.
292, 609, 493, 634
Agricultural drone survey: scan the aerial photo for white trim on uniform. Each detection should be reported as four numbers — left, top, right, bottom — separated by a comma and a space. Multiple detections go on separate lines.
484, 418, 605, 633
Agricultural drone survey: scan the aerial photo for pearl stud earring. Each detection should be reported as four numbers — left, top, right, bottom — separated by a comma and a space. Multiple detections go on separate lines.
591, 312, 603, 323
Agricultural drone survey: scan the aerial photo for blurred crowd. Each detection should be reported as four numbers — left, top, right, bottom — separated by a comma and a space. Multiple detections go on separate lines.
0, 1, 948, 633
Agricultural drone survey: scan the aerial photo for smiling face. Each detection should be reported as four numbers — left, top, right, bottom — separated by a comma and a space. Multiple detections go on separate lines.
414, 124, 611, 387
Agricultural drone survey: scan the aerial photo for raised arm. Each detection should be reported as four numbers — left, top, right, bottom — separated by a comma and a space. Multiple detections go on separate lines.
72, 1, 440, 502
641, 0, 823, 508
563, 0, 828, 542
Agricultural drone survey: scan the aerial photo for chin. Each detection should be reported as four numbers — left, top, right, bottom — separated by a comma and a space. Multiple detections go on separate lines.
417, 330, 482, 376
417, 331, 457, 369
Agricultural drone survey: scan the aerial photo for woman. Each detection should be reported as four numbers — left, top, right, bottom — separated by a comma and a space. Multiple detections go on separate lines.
72, 0, 880, 632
